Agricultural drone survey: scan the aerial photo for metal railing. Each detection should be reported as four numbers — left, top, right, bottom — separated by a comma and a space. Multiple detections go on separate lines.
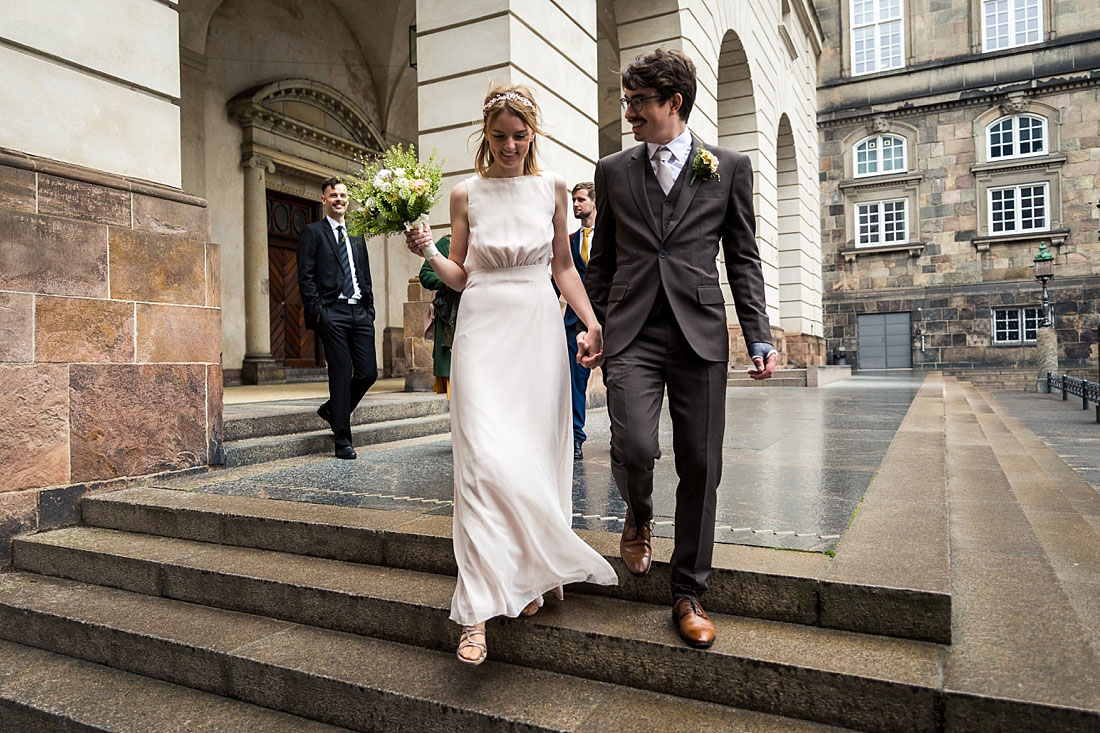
1046, 372, 1100, 423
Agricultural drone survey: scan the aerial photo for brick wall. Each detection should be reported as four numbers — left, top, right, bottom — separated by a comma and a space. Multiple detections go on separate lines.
0, 148, 222, 564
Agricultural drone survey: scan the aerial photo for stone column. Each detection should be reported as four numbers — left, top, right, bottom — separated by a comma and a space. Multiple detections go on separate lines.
240, 154, 284, 384
1035, 326, 1058, 393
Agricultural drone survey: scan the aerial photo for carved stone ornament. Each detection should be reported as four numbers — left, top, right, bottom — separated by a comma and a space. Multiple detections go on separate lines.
867, 115, 889, 134
1000, 92, 1031, 115
242, 155, 276, 174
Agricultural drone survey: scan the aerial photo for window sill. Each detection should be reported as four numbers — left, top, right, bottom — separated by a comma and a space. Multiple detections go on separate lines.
839, 172, 923, 191
971, 228, 1069, 252
971, 153, 1067, 175
840, 241, 925, 262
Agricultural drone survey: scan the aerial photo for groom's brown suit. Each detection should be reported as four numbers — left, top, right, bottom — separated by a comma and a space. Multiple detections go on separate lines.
585, 135, 771, 598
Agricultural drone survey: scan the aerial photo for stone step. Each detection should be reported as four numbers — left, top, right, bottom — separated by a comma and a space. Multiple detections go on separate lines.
0, 572, 853, 733
223, 412, 452, 467
225, 394, 449, 441
727, 376, 808, 388
0, 638, 349, 732
80, 487, 950, 643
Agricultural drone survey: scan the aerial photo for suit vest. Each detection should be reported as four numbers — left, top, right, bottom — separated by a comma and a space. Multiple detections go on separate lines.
643, 150, 692, 323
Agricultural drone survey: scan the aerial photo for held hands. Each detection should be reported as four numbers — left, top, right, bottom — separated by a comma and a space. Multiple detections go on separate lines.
576, 325, 605, 369
748, 351, 778, 380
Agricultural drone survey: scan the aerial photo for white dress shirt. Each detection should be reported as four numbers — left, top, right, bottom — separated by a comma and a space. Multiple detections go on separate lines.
646, 128, 693, 181
326, 216, 362, 301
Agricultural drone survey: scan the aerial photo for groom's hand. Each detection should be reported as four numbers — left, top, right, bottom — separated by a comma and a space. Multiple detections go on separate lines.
577, 329, 605, 369
748, 351, 778, 380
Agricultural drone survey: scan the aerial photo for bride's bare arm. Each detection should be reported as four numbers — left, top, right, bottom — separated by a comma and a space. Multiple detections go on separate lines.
549, 176, 603, 365
405, 184, 470, 291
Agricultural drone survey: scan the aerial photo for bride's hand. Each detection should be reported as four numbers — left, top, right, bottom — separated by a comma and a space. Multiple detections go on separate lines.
577, 325, 604, 368
404, 225, 434, 255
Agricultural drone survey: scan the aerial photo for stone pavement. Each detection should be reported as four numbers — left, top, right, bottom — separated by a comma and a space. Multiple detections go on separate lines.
178, 372, 925, 553
993, 388, 1100, 489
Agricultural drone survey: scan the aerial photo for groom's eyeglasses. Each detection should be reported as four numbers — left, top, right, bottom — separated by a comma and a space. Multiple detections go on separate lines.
620, 94, 663, 112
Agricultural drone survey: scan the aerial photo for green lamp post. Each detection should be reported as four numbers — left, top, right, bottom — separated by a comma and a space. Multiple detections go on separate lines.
1033, 241, 1054, 328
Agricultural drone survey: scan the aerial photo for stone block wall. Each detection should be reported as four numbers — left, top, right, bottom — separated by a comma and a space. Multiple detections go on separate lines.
403, 279, 435, 392
0, 148, 221, 564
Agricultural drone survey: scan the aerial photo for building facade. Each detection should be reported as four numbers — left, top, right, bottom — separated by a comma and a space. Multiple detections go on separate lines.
816, 0, 1100, 371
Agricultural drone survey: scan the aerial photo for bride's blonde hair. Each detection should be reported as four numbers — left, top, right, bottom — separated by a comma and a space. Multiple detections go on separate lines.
472, 84, 542, 177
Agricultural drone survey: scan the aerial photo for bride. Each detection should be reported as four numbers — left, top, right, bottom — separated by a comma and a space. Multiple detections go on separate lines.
405, 85, 617, 665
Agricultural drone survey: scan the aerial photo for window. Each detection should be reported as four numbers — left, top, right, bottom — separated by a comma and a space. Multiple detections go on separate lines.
992, 307, 1041, 344
856, 199, 908, 246
988, 115, 1046, 160
851, 0, 904, 75
855, 135, 907, 176
983, 0, 1042, 52
988, 183, 1048, 233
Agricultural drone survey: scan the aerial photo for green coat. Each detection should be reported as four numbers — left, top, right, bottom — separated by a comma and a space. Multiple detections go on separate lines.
418, 236, 459, 378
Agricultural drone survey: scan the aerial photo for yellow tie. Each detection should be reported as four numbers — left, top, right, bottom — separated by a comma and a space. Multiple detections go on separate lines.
580, 228, 590, 264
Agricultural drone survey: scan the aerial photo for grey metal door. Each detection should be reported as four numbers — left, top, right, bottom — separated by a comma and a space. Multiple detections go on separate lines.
858, 313, 912, 368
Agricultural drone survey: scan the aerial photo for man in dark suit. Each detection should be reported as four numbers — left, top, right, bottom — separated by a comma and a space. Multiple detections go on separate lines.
297, 177, 377, 459
564, 182, 595, 459
581, 49, 777, 648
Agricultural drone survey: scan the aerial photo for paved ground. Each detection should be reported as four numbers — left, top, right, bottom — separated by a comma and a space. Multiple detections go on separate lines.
188, 372, 925, 552
993, 388, 1100, 489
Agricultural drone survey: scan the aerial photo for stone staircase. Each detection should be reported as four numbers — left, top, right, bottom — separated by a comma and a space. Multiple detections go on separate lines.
728, 367, 808, 387
223, 393, 451, 467
0, 374, 1096, 731
943, 366, 1096, 391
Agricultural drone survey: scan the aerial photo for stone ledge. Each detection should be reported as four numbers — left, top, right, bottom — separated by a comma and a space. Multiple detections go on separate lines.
0, 147, 206, 210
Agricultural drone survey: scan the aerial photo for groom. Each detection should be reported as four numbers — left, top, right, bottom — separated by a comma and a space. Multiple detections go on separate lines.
580, 49, 777, 649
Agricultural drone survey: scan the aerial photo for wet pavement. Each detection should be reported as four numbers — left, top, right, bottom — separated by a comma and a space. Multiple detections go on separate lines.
992, 389, 1100, 490
189, 372, 925, 552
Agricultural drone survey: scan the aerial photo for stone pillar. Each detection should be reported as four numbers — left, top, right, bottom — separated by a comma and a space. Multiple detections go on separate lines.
404, 278, 435, 391
1035, 326, 1058, 393
414, 0, 598, 207
240, 154, 284, 384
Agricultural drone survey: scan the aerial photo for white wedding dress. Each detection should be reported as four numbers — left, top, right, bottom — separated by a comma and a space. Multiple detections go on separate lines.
449, 173, 617, 626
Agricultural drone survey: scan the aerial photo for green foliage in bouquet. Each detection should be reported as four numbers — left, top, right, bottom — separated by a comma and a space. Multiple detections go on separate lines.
345, 144, 444, 238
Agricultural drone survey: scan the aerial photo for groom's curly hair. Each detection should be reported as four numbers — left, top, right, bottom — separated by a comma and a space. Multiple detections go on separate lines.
621, 48, 696, 122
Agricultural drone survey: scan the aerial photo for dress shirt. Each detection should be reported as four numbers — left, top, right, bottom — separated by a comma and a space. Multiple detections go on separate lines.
326, 216, 362, 301
646, 128, 693, 181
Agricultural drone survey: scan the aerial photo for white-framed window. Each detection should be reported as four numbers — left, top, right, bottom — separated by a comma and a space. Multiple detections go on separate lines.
983, 0, 1042, 52
855, 135, 907, 177
987, 115, 1047, 160
856, 199, 908, 246
851, 0, 905, 75
992, 306, 1042, 344
988, 182, 1048, 234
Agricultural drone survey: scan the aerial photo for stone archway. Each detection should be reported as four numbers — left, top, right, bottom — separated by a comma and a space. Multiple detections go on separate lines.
227, 79, 385, 383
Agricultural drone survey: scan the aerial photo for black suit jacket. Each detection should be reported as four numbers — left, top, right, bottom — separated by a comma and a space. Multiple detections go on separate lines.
586, 136, 770, 361
297, 219, 374, 330
554, 228, 589, 328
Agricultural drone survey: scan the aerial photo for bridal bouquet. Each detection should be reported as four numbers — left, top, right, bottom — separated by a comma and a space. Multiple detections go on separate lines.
345, 144, 444, 237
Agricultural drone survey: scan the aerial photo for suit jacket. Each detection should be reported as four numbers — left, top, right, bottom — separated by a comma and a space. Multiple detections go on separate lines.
561, 227, 589, 328
586, 135, 770, 361
297, 219, 374, 331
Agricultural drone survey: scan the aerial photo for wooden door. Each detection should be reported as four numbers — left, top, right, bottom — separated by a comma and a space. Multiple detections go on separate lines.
267, 192, 319, 367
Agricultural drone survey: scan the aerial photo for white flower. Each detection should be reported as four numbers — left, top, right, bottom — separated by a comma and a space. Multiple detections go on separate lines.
394, 168, 405, 177
397, 177, 410, 189
397, 187, 410, 200
378, 168, 393, 180
365, 197, 376, 209
379, 182, 392, 192
372, 177, 384, 188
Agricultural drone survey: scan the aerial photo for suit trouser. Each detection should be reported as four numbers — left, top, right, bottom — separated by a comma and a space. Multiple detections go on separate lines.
564, 322, 591, 444
604, 317, 727, 598
318, 301, 378, 448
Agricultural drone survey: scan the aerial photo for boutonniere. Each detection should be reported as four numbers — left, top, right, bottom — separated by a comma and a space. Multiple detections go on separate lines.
690, 148, 720, 186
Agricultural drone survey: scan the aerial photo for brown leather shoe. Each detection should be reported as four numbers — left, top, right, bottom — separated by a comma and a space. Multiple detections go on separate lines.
620, 512, 652, 576
673, 597, 716, 649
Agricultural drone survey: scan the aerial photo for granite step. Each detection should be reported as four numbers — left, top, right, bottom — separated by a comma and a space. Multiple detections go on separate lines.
12, 525, 942, 732
0, 638, 349, 732
223, 412, 452, 467
225, 394, 449, 441
938, 378, 1100, 731
0, 572, 853, 733
80, 487, 950, 643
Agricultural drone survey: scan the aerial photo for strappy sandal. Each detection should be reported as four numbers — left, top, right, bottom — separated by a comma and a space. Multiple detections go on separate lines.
456, 625, 487, 666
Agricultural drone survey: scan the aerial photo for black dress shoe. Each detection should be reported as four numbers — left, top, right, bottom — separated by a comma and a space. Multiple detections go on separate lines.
573, 440, 584, 460
335, 445, 357, 460
317, 402, 333, 429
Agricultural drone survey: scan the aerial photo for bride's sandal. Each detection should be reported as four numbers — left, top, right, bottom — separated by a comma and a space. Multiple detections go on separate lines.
520, 600, 540, 617
457, 626, 487, 666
